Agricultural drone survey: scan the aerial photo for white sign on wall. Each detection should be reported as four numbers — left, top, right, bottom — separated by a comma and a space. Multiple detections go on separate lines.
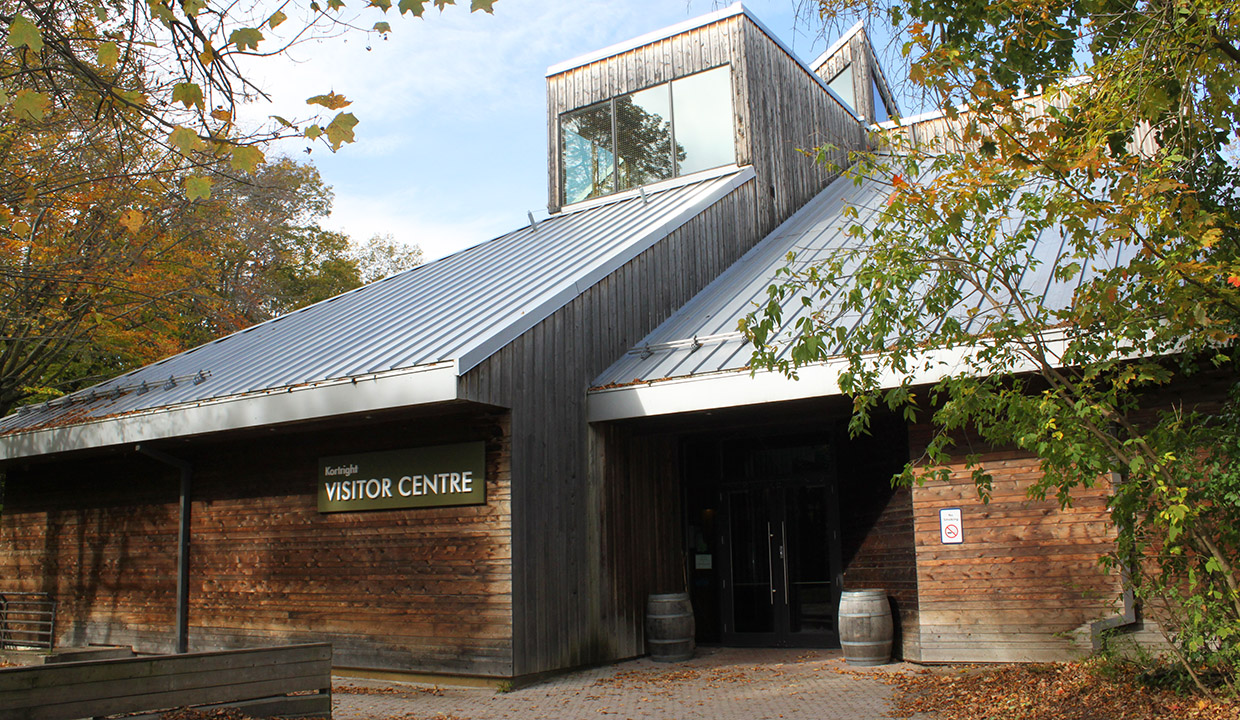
939, 508, 963, 544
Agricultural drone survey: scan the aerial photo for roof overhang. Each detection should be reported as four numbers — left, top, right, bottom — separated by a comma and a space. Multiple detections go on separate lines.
588, 338, 1070, 423
1, 361, 459, 461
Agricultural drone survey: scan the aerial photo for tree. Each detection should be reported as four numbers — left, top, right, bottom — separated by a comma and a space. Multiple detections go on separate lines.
0, 0, 447, 411
741, 0, 1239, 693
352, 232, 424, 283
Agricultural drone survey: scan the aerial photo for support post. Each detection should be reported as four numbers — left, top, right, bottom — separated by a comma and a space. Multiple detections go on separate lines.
136, 444, 193, 654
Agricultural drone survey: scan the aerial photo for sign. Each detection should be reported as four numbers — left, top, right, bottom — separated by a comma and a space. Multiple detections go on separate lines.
318, 442, 486, 513
939, 508, 963, 544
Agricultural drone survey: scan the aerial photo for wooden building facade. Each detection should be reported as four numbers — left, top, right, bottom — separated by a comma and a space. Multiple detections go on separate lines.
0, 3, 1137, 680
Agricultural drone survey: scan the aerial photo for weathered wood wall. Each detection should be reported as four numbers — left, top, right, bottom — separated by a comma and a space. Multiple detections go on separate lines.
545, 13, 863, 224
908, 425, 1120, 662
461, 180, 764, 677
0, 407, 514, 677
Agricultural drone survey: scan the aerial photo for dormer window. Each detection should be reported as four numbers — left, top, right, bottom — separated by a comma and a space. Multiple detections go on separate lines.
560, 65, 735, 206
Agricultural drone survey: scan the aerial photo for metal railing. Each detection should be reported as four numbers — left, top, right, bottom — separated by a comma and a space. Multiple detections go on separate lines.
0, 593, 56, 650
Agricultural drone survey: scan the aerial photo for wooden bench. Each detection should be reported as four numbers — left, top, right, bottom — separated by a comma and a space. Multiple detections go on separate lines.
0, 643, 332, 720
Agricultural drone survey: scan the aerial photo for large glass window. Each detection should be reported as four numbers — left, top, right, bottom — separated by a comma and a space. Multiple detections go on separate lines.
561, 65, 734, 206
562, 102, 616, 205
827, 65, 855, 115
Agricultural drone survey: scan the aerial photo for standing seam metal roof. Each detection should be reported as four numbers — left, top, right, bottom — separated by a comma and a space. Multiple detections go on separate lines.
592, 167, 1135, 389
0, 168, 754, 438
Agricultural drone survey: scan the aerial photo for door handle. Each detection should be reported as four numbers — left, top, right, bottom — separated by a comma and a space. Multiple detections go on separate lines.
781, 520, 789, 605
767, 521, 775, 604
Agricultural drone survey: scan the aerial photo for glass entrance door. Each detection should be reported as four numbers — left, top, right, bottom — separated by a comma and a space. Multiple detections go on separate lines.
721, 480, 841, 646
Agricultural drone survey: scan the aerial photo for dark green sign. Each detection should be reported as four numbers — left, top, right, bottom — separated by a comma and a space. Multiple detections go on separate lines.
318, 441, 486, 513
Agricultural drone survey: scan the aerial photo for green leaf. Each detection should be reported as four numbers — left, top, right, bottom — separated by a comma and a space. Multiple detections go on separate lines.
182, 0, 208, 16
370, 0, 392, 10
168, 126, 202, 155
229, 28, 264, 52
229, 145, 265, 173
327, 0, 346, 9
373, 21, 392, 33
398, 0, 427, 14
12, 90, 50, 121
9, 16, 44, 52
470, 0, 496, 12
97, 41, 119, 69
324, 112, 358, 149
172, 82, 204, 110
95, 6, 109, 21
306, 92, 352, 110
184, 175, 213, 201
434, 0, 455, 8
267, 10, 287, 29
149, 1, 176, 26
304, 125, 323, 140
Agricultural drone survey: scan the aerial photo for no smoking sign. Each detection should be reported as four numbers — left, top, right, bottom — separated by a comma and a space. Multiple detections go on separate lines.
939, 508, 963, 544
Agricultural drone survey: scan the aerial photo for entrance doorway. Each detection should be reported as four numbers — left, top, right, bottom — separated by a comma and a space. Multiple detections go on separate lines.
685, 438, 843, 647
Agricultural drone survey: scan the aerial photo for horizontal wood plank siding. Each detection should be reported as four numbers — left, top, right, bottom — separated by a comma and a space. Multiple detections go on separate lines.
909, 428, 1121, 663
0, 409, 514, 677
461, 180, 761, 677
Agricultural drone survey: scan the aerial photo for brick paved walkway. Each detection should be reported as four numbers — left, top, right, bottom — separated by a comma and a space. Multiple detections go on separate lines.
333, 647, 935, 719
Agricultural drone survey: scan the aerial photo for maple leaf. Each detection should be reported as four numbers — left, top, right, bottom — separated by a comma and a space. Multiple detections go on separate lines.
12, 90, 50, 122
1227, 276, 1240, 288
267, 10, 288, 29
229, 28, 263, 52
471, 0, 496, 12
8, 15, 44, 52
172, 83, 204, 110
307, 92, 352, 110
97, 42, 120, 69
398, 0, 427, 14
324, 112, 358, 149
184, 175, 213, 201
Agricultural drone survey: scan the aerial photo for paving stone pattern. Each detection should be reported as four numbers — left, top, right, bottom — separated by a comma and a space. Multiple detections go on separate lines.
334, 648, 936, 720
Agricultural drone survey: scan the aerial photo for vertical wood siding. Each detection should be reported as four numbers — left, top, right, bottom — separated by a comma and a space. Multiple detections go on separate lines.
0, 409, 515, 677
908, 426, 1120, 662
460, 181, 761, 677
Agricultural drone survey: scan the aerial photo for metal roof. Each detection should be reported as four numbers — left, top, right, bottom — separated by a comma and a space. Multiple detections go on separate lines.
590, 166, 1133, 399
1, 167, 755, 456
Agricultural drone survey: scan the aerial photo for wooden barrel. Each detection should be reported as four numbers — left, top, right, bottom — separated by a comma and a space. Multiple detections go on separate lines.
838, 589, 893, 666
646, 593, 695, 662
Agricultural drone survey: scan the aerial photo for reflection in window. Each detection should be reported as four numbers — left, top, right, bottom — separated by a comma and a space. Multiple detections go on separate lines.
616, 85, 677, 191
672, 68, 735, 175
872, 78, 890, 123
562, 102, 615, 205
827, 65, 855, 115
561, 65, 734, 205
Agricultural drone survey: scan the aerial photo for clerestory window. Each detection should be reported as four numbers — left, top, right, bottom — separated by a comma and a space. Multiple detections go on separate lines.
560, 65, 735, 206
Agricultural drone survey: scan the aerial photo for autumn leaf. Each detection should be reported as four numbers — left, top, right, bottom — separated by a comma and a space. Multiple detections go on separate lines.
471, 0, 496, 12
211, 108, 233, 122
184, 175, 213, 201
370, 0, 393, 11
307, 92, 352, 110
434, 0, 455, 9
97, 42, 120, 69
398, 0, 427, 14
199, 41, 215, 65
267, 10, 288, 29
374, 22, 392, 33
8, 16, 44, 52
118, 209, 145, 234
182, 0, 208, 15
324, 112, 358, 149
1227, 276, 1240, 288
12, 90, 50, 121
168, 126, 202, 155
304, 125, 323, 140
229, 28, 263, 52
229, 145, 264, 173
172, 83, 204, 110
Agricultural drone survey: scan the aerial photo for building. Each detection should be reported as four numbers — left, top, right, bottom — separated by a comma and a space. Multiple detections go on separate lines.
0, 4, 1134, 681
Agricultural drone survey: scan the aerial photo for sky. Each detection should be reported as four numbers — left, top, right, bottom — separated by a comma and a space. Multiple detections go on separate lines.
246, 1, 881, 261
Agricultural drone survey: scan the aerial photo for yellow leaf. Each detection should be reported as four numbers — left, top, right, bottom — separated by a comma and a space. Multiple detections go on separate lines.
97, 41, 119, 69
230, 145, 265, 173
306, 92, 352, 110
168, 126, 202, 155
118, 209, 145, 234
184, 175, 213, 201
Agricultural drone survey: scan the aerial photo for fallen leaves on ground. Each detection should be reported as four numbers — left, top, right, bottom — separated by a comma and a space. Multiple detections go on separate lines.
334, 682, 445, 697
594, 666, 754, 689
886, 660, 1239, 720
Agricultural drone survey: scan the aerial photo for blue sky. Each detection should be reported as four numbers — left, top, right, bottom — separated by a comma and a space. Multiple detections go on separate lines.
251, 1, 887, 261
